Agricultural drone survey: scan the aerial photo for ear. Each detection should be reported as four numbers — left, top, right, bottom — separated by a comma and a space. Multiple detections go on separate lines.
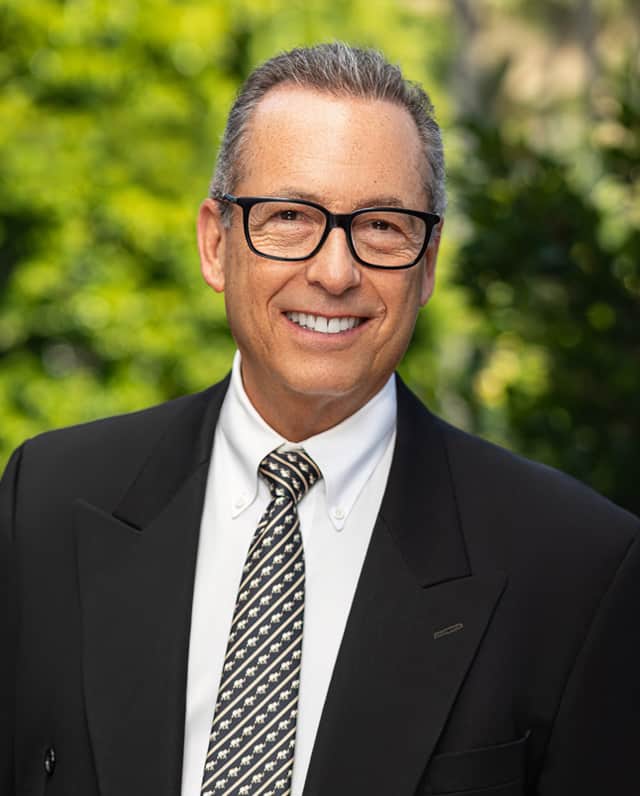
197, 198, 227, 293
419, 217, 443, 307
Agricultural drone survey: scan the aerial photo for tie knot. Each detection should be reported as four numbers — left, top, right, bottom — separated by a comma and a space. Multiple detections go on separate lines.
258, 448, 322, 504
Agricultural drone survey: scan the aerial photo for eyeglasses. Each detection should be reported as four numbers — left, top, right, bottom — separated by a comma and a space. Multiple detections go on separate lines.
215, 193, 440, 270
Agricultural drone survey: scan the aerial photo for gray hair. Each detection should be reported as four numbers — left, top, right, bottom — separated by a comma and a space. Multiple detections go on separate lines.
209, 42, 446, 221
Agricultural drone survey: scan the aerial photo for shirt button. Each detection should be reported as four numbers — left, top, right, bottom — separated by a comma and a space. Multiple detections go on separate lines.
234, 496, 246, 510
44, 746, 56, 776
333, 507, 345, 520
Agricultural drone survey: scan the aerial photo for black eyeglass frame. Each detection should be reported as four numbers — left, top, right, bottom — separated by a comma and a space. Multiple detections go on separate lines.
215, 193, 441, 270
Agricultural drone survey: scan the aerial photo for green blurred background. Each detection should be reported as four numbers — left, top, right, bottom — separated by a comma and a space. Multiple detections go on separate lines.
1, 0, 638, 515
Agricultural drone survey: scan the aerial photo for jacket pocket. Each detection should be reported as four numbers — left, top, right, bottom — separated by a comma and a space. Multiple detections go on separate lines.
421, 732, 529, 795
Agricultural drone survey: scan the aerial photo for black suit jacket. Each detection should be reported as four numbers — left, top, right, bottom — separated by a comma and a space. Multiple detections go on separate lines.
1, 376, 639, 795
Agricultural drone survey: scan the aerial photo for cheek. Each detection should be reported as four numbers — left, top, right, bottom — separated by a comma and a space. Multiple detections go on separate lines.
224, 262, 281, 338
381, 273, 424, 318
379, 277, 424, 351
408, 268, 430, 312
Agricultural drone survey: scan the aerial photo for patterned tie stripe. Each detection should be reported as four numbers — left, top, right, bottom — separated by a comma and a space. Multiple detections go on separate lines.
201, 448, 321, 796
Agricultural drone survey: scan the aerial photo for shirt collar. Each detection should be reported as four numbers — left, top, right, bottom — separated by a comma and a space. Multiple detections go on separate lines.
218, 351, 397, 530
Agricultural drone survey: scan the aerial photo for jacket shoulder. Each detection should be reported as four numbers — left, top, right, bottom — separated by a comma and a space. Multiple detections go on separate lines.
23, 388, 204, 458
9, 380, 227, 513
436, 415, 639, 562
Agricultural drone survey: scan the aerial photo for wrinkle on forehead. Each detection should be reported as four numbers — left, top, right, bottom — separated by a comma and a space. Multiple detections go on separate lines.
236, 86, 429, 209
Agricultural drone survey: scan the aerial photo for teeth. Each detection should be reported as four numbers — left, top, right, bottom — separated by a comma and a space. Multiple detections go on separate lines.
286, 312, 361, 334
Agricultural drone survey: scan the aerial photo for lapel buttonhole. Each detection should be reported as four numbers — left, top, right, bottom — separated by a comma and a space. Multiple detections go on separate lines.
433, 622, 464, 640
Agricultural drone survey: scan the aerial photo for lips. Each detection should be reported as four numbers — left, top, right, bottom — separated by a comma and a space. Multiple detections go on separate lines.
285, 311, 363, 334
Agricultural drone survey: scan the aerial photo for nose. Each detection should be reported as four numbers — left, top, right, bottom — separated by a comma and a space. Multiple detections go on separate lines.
304, 226, 361, 295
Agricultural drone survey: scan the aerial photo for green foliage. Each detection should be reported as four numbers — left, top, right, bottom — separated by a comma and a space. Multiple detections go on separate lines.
451, 57, 640, 515
1, 0, 638, 517
0, 0, 452, 461
0, 0, 243, 453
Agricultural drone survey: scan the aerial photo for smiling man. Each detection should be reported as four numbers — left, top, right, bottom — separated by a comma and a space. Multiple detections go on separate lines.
1, 43, 639, 796
198, 82, 439, 440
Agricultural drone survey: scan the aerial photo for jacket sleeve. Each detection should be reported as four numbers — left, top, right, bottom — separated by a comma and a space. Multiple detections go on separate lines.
537, 528, 640, 794
0, 445, 23, 795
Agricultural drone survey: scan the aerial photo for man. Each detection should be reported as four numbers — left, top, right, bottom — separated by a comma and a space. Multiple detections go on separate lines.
1, 42, 639, 796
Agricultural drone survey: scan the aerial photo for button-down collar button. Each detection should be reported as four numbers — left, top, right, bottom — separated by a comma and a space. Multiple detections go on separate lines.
44, 747, 56, 776
333, 507, 345, 520
234, 495, 246, 510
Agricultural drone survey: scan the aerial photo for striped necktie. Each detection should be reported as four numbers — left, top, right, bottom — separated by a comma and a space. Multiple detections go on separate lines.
201, 447, 322, 796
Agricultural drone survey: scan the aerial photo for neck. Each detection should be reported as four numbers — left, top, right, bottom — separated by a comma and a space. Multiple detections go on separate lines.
241, 370, 388, 442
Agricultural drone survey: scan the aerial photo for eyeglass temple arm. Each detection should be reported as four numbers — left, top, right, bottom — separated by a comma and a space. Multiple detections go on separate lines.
210, 191, 235, 202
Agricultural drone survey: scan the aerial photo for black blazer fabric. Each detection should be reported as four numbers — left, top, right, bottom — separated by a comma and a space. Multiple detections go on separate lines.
1, 376, 639, 796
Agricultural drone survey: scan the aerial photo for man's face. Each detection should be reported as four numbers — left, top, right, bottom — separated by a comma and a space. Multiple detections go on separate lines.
198, 86, 441, 436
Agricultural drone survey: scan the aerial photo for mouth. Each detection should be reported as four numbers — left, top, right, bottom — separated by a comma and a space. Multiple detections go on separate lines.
284, 311, 364, 334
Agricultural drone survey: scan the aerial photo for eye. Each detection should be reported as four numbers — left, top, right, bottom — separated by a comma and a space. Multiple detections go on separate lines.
266, 207, 311, 224
278, 209, 299, 221
361, 217, 404, 235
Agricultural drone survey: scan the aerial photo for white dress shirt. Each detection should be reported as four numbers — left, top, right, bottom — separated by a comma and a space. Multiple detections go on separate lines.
181, 352, 396, 795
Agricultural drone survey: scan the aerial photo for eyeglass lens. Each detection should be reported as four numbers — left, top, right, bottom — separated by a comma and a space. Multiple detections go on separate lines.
247, 201, 428, 267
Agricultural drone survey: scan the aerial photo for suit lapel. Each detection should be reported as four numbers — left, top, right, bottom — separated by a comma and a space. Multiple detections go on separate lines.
75, 378, 229, 796
302, 379, 507, 796
75, 373, 506, 796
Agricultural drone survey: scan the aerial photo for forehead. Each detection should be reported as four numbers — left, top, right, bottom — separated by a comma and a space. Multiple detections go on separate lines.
238, 86, 427, 209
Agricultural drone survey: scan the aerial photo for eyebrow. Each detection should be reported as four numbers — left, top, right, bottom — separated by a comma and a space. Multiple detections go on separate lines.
268, 187, 408, 210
